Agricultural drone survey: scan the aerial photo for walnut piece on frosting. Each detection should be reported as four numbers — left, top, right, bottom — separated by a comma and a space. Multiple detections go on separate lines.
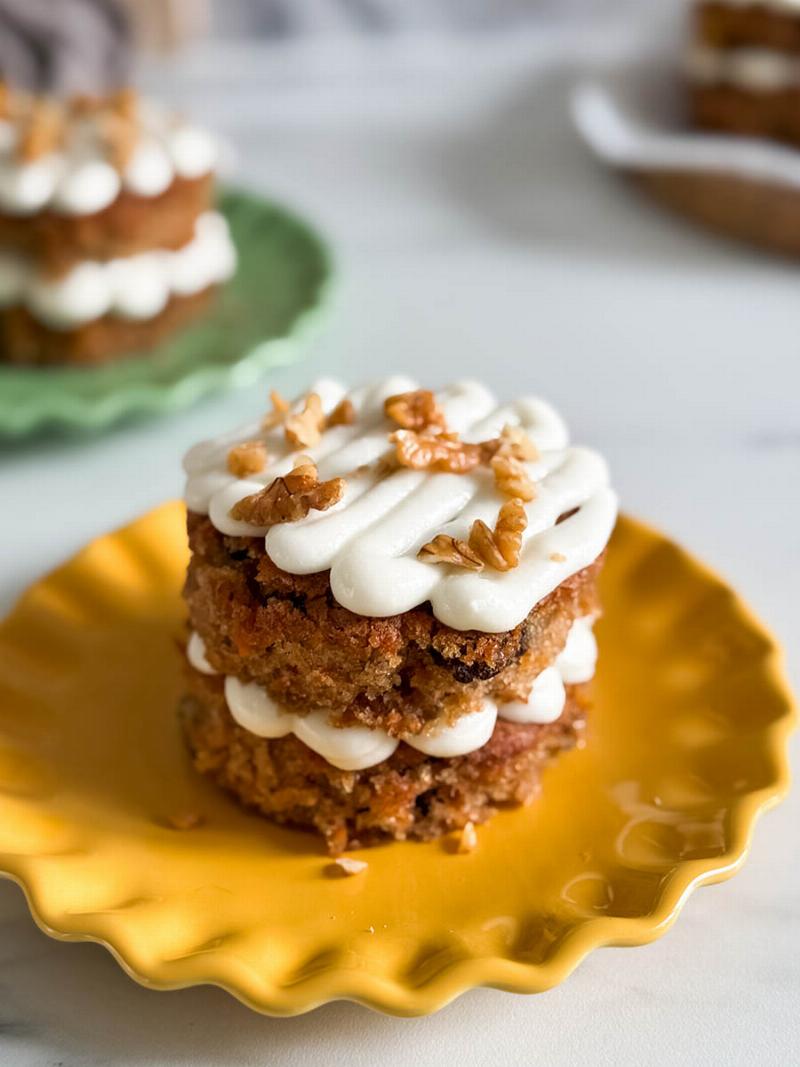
70, 93, 102, 117
469, 498, 527, 572
285, 392, 325, 449
227, 441, 268, 478
391, 429, 483, 474
4, 85, 152, 168
497, 423, 538, 462
97, 89, 140, 172
419, 498, 528, 572
230, 456, 344, 527
327, 396, 356, 427
262, 389, 290, 430
384, 389, 446, 432
111, 87, 138, 122
417, 533, 484, 571
100, 112, 138, 171
491, 451, 536, 502
493, 497, 528, 568
17, 100, 63, 162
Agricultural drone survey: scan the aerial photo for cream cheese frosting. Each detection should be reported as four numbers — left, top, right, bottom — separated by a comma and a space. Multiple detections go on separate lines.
687, 45, 800, 92
187, 620, 597, 771
0, 211, 236, 328
183, 378, 618, 634
0, 100, 218, 218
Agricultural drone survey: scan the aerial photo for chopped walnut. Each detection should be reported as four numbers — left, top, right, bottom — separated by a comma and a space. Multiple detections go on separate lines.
417, 533, 484, 571
418, 500, 528, 573
285, 392, 325, 449
468, 520, 503, 571
111, 87, 138, 122
100, 112, 138, 171
457, 821, 477, 853
261, 389, 290, 430
227, 440, 268, 478
468, 498, 528, 572
391, 430, 483, 474
491, 452, 536, 502
384, 389, 446, 432
17, 100, 63, 162
230, 457, 344, 527
375, 451, 400, 477
70, 93, 102, 116
498, 423, 538, 461
327, 397, 356, 427
328, 857, 368, 877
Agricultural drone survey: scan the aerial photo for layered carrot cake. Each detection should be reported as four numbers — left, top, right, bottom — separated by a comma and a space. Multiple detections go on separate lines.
0, 84, 236, 366
180, 379, 617, 852
687, 2, 800, 144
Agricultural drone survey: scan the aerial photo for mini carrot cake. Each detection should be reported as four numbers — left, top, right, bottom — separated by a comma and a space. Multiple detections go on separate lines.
0, 84, 236, 366
687, 1, 800, 144
180, 379, 618, 852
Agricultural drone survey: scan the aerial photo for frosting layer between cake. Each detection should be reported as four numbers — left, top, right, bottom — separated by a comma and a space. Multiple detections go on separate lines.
0, 211, 235, 328
187, 619, 597, 770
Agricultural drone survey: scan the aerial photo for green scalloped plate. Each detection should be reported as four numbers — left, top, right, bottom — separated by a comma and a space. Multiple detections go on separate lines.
0, 189, 334, 437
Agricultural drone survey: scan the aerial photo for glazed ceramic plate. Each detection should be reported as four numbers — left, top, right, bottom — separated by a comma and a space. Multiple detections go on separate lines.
572, 61, 800, 256
0, 504, 793, 1016
0, 191, 333, 437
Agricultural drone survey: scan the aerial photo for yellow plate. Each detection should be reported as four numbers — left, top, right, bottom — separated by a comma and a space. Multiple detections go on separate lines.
0, 503, 794, 1016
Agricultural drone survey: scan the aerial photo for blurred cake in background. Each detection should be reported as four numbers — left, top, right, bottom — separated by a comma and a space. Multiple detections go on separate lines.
0, 85, 236, 366
687, 1, 800, 145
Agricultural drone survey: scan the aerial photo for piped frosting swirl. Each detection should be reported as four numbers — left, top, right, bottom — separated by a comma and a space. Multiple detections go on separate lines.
187, 620, 597, 771
0, 92, 218, 218
0, 211, 236, 328
183, 378, 618, 633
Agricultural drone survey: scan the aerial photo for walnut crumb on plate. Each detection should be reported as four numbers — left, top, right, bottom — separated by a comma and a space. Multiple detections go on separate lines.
328, 857, 369, 877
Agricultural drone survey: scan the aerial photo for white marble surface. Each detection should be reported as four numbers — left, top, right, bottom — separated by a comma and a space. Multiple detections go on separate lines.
1, 24, 799, 1067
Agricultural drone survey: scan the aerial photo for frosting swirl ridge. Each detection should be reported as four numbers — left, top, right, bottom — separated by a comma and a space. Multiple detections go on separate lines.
183, 378, 618, 633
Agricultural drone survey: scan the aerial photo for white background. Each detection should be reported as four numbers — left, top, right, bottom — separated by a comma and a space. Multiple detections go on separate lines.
0, 24, 798, 1066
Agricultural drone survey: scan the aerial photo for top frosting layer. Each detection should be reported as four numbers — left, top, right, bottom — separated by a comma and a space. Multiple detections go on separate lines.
183, 378, 618, 633
0, 93, 218, 218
